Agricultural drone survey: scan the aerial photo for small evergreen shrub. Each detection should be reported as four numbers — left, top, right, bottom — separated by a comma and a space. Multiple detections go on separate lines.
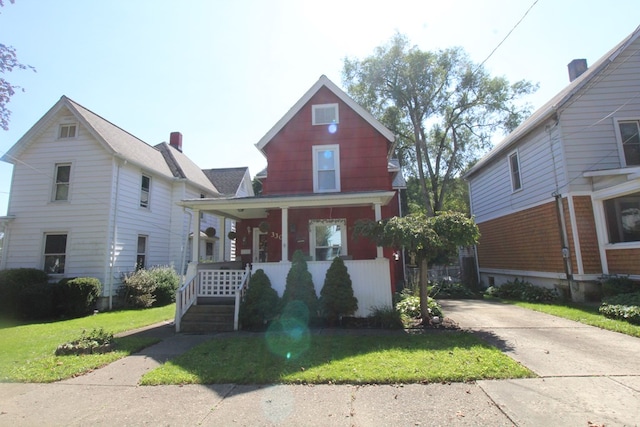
55, 277, 102, 318
485, 278, 558, 302
600, 275, 639, 297
281, 250, 318, 321
148, 266, 180, 306
368, 305, 404, 329
120, 269, 157, 308
599, 291, 640, 325
319, 257, 358, 324
0, 268, 49, 318
239, 269, 280, 330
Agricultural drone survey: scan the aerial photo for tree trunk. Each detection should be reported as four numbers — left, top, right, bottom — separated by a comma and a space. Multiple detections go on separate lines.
419, 257, 430, 321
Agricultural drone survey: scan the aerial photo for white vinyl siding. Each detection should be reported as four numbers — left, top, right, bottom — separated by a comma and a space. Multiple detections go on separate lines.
312, 144, 340, 193
312, 103, 339, 125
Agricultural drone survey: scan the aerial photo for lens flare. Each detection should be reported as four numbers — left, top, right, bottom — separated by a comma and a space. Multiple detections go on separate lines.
265, 301, 311, 360
327, 123, 337, 134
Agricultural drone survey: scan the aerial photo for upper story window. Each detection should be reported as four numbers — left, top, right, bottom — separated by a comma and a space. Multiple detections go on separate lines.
603, 191, 640, 243
312, 103, 339, 125
616, 120, 640, 166
140, 174, 151, 208
313, 145, 340, 193
509, 151, 522, 192
53, 163, 71, 201
44, 233, 67, 274
309, 219, 347, 261
136, 235, 147, 270
58, 123, 77, 139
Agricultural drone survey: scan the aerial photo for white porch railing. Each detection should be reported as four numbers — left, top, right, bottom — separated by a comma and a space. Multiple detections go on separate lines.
175, 264, 250, 332
251, 259, 392, 317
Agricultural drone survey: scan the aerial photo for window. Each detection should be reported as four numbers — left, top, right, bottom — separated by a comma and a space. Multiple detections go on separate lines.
509, 151, 522, 191
53, 163, 71, 201
309, 219, 347, 261
312, 145, 340, 192
44, 234, 67, 274
140, 175, 150, 208
136, 235, 147, 270
617, 120, 640, 166
59, 124, 77, 139
604, 192, 640, 243
312, 103, 339, 125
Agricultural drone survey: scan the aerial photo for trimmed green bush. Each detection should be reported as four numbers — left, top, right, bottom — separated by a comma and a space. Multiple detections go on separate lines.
599, 291, 640, 325
120, 269, 157, 308
368, 306, 404, 329
600, 275, 639, 297
19, 282, 55, 320
319, 257, 358, 324
281, 250, 318, 321
485, 278, 558, 302
430, 281, 478, 299
0, 268, 49, 319
55, 277, 102, 318
148, 266, 180, 306
239, 269, 280, 330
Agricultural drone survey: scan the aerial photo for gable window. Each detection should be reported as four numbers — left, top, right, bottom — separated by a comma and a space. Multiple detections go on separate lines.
509, 151, 522, 192
309, 219, 347, 261
313, 145, 340, 192
604, 191, 640, 243
616, 120, 640, 166
44, 233, 67, 274
58, 124, 77, 139
312, 103, 339, 125
140, 174, 151, 208
136, 235, 147, 270
53, 163, 71, 201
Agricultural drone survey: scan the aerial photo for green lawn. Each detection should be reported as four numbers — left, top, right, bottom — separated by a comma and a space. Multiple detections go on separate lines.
509, 300, 640, 338
141, 331, 534, 385
0, 304, 175, 382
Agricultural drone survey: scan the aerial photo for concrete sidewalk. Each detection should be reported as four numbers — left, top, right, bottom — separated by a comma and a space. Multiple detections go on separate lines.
1, 300, 639, 426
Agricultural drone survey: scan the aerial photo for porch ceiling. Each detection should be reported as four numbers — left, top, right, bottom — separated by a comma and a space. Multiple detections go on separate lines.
178, 191, 396, 220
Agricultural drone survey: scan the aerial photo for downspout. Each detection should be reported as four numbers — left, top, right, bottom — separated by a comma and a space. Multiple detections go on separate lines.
553, 192, 574, 300
108, 160, 123, 310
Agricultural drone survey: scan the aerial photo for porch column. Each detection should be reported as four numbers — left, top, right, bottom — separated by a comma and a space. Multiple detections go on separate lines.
218, 215, 226, 262
192, 208, 201, 263
374, 203, 384, 258
281, 207, 289, 262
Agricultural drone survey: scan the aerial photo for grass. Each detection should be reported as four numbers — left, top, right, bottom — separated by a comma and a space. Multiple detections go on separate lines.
140, 331, 534, 385
0, 304, 175, 382
506, 300, 640, 338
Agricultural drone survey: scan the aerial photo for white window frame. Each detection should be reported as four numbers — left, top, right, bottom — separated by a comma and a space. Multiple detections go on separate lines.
140, 174, 151, 208
312, 103, 339, 125
312, 144, 341, 193
613, 118, 640, 167
58, 123, 77, 139
136, 235, 147, 270
309, 219, 347, 261
508, 150, 522, 192
43, 233, 67, 275
52, 163, 72, 201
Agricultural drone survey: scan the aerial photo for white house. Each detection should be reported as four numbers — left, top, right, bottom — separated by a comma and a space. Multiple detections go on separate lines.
0, 96, 251, 309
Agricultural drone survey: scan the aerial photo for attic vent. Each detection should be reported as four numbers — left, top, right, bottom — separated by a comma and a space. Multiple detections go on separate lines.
312, 103, 339, 125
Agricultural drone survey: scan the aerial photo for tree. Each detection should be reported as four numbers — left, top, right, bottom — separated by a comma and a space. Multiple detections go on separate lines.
281, 250, 319, 321
343, 33, 536, 216
1, 0, 36, 131
354, 211, 479, 321
319, 257, 358, 325
239, 269, 280, 330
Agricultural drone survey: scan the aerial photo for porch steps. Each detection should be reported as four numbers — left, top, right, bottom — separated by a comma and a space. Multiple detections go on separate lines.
180, 304, 235, 333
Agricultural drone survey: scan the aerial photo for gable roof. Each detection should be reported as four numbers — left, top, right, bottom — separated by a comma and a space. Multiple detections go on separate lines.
202, 167, 251, 196
465, 25, 640, 179
255, 75, 395, 156
155, 143, 220, 193
2, 96, 219, 194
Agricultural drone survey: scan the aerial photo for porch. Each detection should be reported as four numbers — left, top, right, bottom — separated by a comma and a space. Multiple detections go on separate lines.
175, 259, 392, 332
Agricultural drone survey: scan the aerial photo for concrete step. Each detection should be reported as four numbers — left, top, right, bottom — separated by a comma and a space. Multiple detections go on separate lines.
180, 304, 235, 333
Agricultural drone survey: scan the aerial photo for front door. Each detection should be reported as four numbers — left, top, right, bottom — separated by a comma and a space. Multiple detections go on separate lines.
252, 228, 268, 262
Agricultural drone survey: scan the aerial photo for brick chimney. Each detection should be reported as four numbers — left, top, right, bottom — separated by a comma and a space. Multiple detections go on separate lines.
169, 132, 182, 152
568, 59, 588, 82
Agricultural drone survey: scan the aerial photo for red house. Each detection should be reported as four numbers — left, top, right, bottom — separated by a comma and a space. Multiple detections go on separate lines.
176, 76, 405, 330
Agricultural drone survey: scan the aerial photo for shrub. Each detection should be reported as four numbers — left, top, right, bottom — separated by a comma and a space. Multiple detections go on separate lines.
485, 278, 558, 303
599, 291, 640, 325
239, 269, 280, 330
281, 250, 318, 321
430, 281, 478, 299
395, 293, 442, 319
55, 277, 102, 318
0, 268, 49, 319
19, 282, 55, 320
55, 328, 115, 356
120, 269, 156, 308
148, 266, 180, 306
319, 257, 358, 324
368, 305, 404, 329
600, 275, 639, 297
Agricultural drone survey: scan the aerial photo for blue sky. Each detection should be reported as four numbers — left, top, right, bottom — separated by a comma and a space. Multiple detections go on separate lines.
1, 0, 639, 215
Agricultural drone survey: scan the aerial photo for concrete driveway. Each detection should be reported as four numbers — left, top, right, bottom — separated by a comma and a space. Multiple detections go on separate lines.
440, 299, 640, 426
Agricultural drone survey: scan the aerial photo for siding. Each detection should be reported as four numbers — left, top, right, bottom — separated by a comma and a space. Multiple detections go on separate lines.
571, 196, 602, 274
606, 248, 640, 275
